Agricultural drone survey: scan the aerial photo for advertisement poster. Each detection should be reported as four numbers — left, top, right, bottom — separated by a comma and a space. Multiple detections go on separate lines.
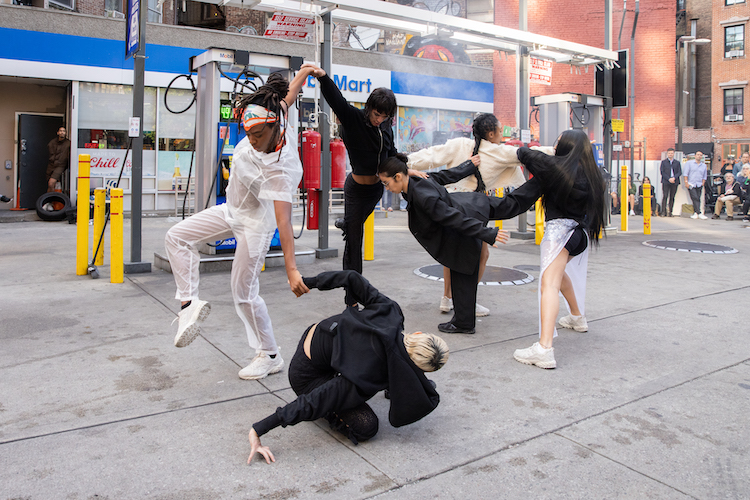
398, 107, 437, 153
529, 57, 553, 85
157, 151, 192, 191
438, 110, 474, 136
88, 149, 156, 178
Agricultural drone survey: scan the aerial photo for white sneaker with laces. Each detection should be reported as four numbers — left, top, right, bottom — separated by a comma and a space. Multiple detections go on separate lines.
239, 352, 284, 380
173, 299, 211, 347
557, 314, 588, 332
475, 303, 490, 317
513, 342, 556, 369
439, 296, 454, 313
629, 210, 635, 216
690, 213, 699, 219
698, 213, 708, 220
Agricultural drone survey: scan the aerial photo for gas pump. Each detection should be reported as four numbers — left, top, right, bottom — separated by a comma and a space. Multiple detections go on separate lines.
531, 93, 605, 163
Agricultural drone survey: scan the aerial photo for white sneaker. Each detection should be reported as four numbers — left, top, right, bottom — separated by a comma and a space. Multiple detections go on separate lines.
475, 303, 490, 317
173, 299, 211, 347
439, 296, 454, 313
513, 342, 556, 369
557, 314, 588, 332
690, 213, 699, 219
629, 210, 635, 216
239, 352, 284, 380
698, 213, 708, 220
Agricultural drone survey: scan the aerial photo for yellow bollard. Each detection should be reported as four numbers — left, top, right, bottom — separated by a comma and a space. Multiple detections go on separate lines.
620, 165, 628, 232
495, 188, 503, 229
76, 154, 91, 275
93, 188, 106, 266
643, 182, 652, 235
535, 198, 544, 245
110, 188, 124, 284
364, 211, 375, 261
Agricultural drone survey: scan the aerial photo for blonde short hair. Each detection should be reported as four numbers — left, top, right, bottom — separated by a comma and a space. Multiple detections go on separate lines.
403, 332, 449, 372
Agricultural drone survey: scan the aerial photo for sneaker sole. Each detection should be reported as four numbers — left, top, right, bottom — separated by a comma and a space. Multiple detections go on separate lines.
238, 360, 284, 380
513, 354, 556, 369
439, 306, 452, 313
476, 310, 490, 317
174, 302, 211, 347
556, 321, 588, 332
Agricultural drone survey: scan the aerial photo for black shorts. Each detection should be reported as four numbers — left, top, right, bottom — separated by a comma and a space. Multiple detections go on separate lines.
564, 227, 588, 257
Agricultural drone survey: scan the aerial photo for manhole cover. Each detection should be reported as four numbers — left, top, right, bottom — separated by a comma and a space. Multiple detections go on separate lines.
642, 240, 738, 254
414, 264, 534, 286
514, 264, 540, 272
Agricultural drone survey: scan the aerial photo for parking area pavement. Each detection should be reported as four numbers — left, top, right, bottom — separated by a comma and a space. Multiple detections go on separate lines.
1, 212, 748, 499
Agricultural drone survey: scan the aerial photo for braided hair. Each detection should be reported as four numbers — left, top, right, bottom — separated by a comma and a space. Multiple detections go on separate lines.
236, 72, 290, 156
469, 113, 499, 192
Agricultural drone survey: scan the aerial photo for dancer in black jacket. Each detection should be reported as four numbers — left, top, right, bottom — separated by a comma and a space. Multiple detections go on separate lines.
378, 154, 542, 334
248, 270, 449, 464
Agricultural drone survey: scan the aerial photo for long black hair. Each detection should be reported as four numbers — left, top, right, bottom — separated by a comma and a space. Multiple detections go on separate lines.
236, 72, 289, 155
378, 152, 409, 178
548, 129, 605, 245
365, 87, 397, 121
472, 113, 499, 155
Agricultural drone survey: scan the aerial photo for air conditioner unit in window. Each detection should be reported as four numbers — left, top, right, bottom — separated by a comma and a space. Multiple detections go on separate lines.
725, 114, 743, 122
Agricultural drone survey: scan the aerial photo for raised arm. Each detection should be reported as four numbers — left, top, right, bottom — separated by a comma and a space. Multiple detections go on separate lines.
303, 270, 391, 309
300, 63, 360, 125
282, 66, 316, 109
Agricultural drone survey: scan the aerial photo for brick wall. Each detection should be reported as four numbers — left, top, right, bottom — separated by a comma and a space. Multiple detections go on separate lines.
76, 0, 104, 17
494, 0, 676, 160
224, 7, 264, 34
711, 0, 750, 147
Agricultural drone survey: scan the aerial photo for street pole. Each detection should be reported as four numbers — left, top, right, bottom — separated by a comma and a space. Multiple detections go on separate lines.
316, 12, 337, 259
513, 0, 532, 239
629, 0, 639, 177
125, 0, 151, 274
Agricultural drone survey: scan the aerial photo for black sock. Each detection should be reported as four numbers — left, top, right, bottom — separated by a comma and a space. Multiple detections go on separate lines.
181, 301, 191, 310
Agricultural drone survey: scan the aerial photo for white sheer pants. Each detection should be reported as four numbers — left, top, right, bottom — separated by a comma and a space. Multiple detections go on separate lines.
164, 204, 277, 353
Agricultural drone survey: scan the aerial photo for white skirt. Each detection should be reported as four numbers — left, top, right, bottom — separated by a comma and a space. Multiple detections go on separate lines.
538, 219, 589, 338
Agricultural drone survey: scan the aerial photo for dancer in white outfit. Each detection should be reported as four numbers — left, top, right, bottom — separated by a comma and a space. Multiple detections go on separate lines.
164, 69, 315, 380
512, 129, 605, 369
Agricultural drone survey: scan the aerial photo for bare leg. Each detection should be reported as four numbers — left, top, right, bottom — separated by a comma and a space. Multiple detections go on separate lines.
443, 267, 451, 298
478, 242, 489, 282
559, 269, 581, 316
539, 249, 570, 348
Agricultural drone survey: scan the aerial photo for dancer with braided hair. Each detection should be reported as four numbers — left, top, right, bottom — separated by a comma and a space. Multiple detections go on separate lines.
165, 68, 316, 380
406, 113, 531, 318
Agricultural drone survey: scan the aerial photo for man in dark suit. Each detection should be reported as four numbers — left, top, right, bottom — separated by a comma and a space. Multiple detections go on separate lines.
660, 148, 681, 217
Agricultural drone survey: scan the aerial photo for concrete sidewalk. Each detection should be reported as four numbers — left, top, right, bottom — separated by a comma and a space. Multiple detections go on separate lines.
1, 212, 748, 499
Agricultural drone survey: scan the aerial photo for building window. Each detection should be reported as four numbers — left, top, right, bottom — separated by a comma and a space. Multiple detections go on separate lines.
148, 0, 162, 23
724, 88, 744, 121
725, 25, 745, 58
105, 0, 125, 18
49, 0, 75, 10
725, 0, 745, 5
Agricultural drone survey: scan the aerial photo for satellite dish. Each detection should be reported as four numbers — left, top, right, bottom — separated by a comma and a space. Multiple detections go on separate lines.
349, 26, 380, 50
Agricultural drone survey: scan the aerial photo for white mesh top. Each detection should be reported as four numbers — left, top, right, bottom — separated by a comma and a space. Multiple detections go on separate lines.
226, 128, 302, 231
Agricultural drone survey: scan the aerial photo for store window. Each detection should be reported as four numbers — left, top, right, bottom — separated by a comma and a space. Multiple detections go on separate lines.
398, 107, 438, 153
158, 88, 196, 191
724, 88, 744, 121
724, 25, 745, 58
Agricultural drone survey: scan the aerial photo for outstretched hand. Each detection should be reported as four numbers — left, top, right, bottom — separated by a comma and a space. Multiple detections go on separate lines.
248, 428, 275, 465
493, 230, 510, 247
408, 168, 429, 179
300, 63, 326, 78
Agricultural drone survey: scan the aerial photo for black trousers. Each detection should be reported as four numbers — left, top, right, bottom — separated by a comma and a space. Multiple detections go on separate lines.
449, 257, 480, 329
688, 186, 707, 214
288, 326, 378, 444
661, 182, 678, 215
342, 174, 384, 303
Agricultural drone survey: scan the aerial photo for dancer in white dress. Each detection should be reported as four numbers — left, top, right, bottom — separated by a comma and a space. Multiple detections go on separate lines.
512, 129, 605, 369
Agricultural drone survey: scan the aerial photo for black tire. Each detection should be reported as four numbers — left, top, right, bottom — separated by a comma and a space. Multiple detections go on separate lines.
36, 192, 72, 221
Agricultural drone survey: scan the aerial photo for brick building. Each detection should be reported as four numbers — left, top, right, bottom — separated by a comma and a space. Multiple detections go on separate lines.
493, 0, 676, 162
712, 0, 750, 162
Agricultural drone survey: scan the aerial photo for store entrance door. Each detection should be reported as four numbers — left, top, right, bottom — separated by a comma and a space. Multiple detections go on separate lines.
18, 114, 65, 209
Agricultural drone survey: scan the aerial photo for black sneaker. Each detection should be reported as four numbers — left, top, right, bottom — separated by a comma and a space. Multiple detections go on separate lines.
438, 321, 475, 334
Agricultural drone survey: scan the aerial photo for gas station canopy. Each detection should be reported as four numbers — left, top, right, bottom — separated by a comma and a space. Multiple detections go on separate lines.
199, 0, 618, 67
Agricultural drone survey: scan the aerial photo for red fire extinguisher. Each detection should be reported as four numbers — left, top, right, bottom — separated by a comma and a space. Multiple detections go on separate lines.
306, 189, 319, 230
330, 138, 346, 189
301, 130, 321, 190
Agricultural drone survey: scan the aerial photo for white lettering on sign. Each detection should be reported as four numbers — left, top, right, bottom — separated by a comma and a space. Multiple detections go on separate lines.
529, 57, 553, 86
264, 12, 315, 41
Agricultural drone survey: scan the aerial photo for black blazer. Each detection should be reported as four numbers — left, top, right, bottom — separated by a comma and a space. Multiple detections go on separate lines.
660, 158, 682, 185
404, 161, 498, 275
